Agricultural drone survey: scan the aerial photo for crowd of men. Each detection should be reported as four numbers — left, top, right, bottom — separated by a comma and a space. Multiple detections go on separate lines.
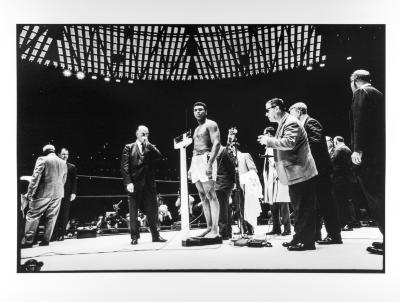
20, 69, 384, 256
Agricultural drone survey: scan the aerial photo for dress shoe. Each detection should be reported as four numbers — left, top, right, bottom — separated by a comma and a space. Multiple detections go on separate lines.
317, 236, 343, 245
282, 241, 295, 247
21, 243, 33, 249
350, 221, 361, 228
281, 230, 291, 236
266, 230, 281, 235
287, 242, 316, 251
367, 246, 383, 255
57, 235, 65, 241
152, 236, 167, 243
39, 241, 49, 246
372, 242, 384, 249
131, 238, 138, 245
341, 225, 353, 231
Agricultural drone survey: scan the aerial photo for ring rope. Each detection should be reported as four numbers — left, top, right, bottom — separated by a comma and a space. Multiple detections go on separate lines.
77, 174, 181, 184
76, 193, 199, 198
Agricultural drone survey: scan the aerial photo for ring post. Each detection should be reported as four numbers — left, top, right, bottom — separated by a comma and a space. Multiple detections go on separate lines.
174, 132, 192, 244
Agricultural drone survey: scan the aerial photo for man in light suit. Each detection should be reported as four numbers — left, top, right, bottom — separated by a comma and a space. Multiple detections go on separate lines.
121, 125, 166, 245
21, 144, 67, 248
350, 69, 385, 255
258, 98, 318, 251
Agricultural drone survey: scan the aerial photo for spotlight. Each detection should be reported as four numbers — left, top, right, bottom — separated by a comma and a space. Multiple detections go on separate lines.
115, 79, 121, 83
320, 63, 325, 67
346, 56, 352, 61
128, 79, 134, 84
76, 71, 85, 80
91, 75, 97, 80
63, 69, 72, 77
306, 66, 313, 71
104, 77, 110, 82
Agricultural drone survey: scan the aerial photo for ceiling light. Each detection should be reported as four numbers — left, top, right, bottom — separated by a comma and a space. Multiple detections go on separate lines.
91, 75, 97, 80
346, 56, 352, 61
62, 69, 72, 77
104, 77, 110, 82
76, 71, 85, 80
306, 66, 313, 71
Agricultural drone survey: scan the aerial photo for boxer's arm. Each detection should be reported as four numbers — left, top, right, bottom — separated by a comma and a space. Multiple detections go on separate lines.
207, 121, 221, 167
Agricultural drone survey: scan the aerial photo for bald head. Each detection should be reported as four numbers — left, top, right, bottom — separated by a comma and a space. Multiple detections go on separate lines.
42, 144, 55, 155
351, 69, 371, 83
136, 125, 150, 144
350, 69, 371, 92
289, 102, 308, 120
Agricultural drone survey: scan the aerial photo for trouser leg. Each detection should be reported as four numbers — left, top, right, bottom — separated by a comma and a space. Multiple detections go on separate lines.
289, 178, 317, 245
280, 202, 291, 232
22, 198, 51, 245
316, 174, 341, 239
216, 189, 232, 238
357, 171, 385, 235
271, 203, 281, 233
128, 193, 139, 239
42, 197, 62, 243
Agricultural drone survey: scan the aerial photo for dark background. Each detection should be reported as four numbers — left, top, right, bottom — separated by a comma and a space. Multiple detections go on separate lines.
17, 25, 385, 222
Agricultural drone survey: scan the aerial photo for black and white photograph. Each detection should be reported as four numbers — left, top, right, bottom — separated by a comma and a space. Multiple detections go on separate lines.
2, 0, 399, 301
16, 23, 385, 272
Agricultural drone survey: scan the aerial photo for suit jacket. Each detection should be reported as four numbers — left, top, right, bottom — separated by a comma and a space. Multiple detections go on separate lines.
215, 146, 235, 191
303, 116, 333, 176
27, 152, 67, 200
350, 84, 385, 167
64, 162, 77, 198
331, 144, 352, 180
237, 152, 257, 175
265, 113, 318, 186
120, 141, 162, 190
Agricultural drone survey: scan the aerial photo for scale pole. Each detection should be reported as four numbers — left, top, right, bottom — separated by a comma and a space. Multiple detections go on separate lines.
180, 144, 190, 240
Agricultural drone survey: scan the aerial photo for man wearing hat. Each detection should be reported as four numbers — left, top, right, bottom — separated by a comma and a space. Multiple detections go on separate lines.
21, 144, 67, 248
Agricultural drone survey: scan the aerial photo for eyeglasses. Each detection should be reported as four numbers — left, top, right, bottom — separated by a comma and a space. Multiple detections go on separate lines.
265, 105, 277, 113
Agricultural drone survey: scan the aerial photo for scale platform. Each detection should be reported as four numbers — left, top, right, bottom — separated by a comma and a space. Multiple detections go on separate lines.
182, 236, 223, 247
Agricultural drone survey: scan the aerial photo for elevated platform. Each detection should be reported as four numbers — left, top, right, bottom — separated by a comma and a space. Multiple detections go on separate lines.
19, 225, 383, 272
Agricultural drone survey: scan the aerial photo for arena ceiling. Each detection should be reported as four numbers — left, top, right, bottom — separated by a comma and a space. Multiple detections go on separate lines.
18, 25, 326, 82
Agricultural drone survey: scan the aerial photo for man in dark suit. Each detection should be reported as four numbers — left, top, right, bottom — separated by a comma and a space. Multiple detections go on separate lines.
52, 148, 77, 241
21, 144, 67, 248
289, 102, 342, 245
350, 69, 385, 255
331, 136, 357, 231
258, 98, 318, 251
121, 125, 166, 245
215, 145, 235, 239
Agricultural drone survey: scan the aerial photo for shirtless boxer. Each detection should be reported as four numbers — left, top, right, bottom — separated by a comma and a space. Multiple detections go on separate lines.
188, 102, 221, 238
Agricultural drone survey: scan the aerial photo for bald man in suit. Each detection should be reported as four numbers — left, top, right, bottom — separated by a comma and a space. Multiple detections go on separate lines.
121, 125, 166, 245
21, 144, 67, 248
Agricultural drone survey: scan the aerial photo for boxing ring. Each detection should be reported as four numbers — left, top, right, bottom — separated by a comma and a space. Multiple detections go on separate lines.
18, 134, 383, 272
19, 173, 383, 272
